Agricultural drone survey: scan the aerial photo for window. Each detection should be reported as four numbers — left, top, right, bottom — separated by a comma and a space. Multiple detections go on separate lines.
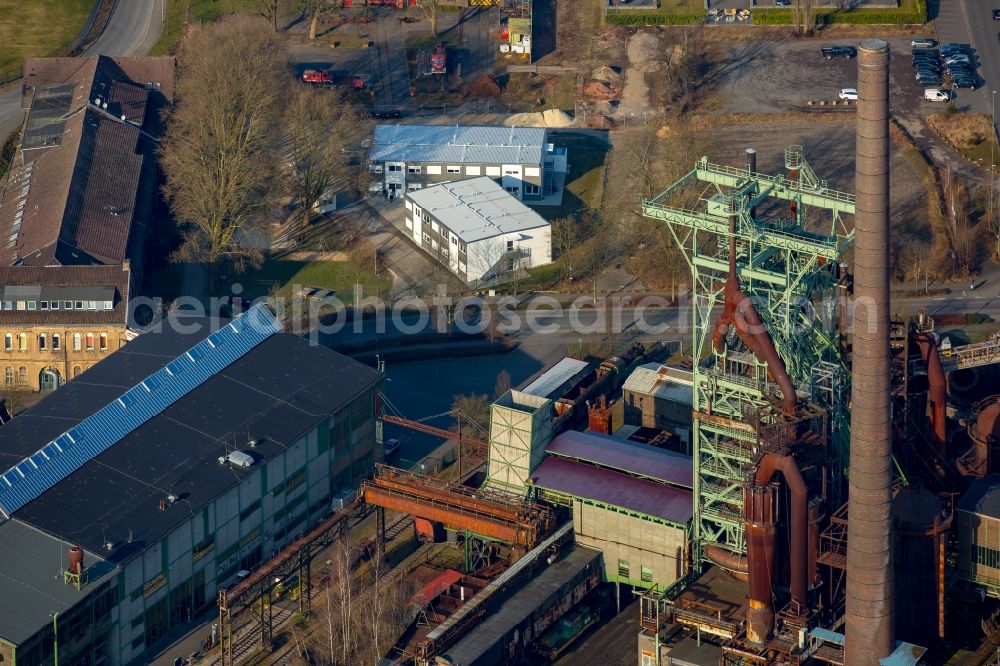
447, 166, 461, 173
73, 366, 81, 378
387, 164, 402, 172
4, 367, 11, 385
99, 333, 108, 351
18, 367, 26, 383
64, 301, 72, 309
75, 301, 84, 310
50, 301, 59, 310
524, 184, 540, 195
103, 300, 113, 310
40, 301, 48, 310
38, 334, 46, 351
3, 334, 10, 351
73, 333, 81, 351
1, 301, 9, 310
52, 334, 60, 350
17, 333, 26, 351
86, 333, 94, 351
26, 301, 36, 311
15, 301, 24, 311
618, 559, 630, 579
407, 165, 421, 174
430, 221, 438, 233
507, 240, 515, 252
505, 186, 520, 194
976, 544, 1000, 569
88, 301, 97, 310
641, 566, 654, 583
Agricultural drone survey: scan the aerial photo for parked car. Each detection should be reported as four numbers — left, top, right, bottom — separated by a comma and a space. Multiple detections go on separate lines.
822, 46, 856, 59
383, 438, 401, 459
912, 38, 937, 48
839, 88, 858, 100
993, 8, 1000, 19
924, 88, 951, 102
776, 0, 791, 5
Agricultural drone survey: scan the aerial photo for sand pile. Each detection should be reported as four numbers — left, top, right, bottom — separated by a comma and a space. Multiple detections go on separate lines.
504, 108, 574, 128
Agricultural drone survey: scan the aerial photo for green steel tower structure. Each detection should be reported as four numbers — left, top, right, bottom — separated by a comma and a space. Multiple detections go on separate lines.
641, 146, 855, 565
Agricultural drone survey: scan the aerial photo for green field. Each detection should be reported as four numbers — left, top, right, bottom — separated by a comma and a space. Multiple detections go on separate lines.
238, 259, 390, 304
0, 0, 94, 78
151, 0, 257, 56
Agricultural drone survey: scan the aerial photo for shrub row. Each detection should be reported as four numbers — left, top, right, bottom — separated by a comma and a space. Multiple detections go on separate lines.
754, 1, 926, 26
604, 11, 704, 26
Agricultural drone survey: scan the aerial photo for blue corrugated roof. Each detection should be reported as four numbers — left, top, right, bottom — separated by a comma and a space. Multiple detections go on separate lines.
370, 124, 547, 166
0, 304, 281, 518
880, 642, 927, 666
809, 628, 845, 646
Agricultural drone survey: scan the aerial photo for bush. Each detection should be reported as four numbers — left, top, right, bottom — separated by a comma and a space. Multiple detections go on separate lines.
755, 0, 926, 26
604, 11, 704, 26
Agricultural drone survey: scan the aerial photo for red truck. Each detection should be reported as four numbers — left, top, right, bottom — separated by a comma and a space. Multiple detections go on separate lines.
301, 69, 332, 85
431, 45, 446, 75
301, 69, 366, 89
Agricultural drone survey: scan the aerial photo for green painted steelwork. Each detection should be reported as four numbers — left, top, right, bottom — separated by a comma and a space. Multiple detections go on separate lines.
641, 146, 853, 565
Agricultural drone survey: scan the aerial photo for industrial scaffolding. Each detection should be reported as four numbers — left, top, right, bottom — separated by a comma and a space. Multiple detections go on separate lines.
641, 146, 855, 564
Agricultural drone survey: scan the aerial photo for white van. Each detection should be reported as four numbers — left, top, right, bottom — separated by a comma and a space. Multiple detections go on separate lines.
924, 88, 951, 102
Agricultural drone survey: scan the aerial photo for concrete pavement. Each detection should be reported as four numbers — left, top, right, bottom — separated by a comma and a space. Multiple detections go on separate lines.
0, 0, 164, 138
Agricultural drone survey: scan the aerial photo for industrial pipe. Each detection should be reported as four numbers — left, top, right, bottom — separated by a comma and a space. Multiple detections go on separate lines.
746, 148, 758, 218
846, 39, 894, 666
744, 483, 777, 644
808, 498, 825, 592
704, 543, 749, 574
713, 214, 797, 414
914, 331, 947, 457
755, 453, 809, 605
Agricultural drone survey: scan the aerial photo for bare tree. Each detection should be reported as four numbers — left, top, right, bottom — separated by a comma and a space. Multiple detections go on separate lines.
942, 172, 978, 275
418, 0, 441, 37
550, 216, 579, 259
452, 393, 490, 434
258, 0, 285, 31
284, 85, 368, 230
300, 0, 337, 40
160, 17, 287, 286
493, 370, 511, 399
3, 376, 27, 417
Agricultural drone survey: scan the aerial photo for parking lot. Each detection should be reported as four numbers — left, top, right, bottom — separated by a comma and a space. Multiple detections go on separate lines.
711, 37, 979, 116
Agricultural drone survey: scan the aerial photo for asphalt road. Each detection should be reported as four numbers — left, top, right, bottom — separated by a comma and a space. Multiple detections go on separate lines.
0, 0, 163, 138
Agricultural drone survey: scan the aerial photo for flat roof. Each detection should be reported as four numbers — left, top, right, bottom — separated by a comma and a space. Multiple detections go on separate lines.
370, 124, 546, 166
957, 473, 1000, 518
0, 313, 381, 563
622, 363, 693, 405
0, 519, 118, 644
440, 545, 601, 666
406, 177, 550, 244
521, 357, 591, 400
530, 456, 693, 525
545, 430, 693, 489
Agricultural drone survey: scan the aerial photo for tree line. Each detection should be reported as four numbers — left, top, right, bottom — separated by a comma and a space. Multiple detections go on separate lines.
159, 15, 370, 286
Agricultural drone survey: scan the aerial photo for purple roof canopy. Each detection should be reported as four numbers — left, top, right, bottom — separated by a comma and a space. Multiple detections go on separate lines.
530, 456, 693, 525
545, 430, 693, 489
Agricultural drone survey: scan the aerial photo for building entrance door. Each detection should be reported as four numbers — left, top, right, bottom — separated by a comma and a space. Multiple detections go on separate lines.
39, 368, 61, 391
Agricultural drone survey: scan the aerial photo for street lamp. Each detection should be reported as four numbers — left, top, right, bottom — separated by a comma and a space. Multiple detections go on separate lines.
993, 90, 998, 254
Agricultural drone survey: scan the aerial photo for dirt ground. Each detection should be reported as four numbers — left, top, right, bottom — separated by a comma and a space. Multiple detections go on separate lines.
708, 37, 946, 115
673, 117, 928, 233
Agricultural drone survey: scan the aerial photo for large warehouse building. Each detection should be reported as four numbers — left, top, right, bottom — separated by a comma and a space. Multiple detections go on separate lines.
0, 305, 381, 666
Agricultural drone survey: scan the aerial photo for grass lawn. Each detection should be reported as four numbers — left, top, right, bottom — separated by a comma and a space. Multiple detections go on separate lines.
500, 72, 577, 112
536, 131, 610, 220
234, 258, 389, 304
927, 112, 1000, 169
0, 0, 93, 77
151, 0, 257, 56
656, 0, 704, 14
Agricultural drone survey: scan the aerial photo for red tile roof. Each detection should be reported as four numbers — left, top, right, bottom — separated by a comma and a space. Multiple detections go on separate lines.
0, 56, 175, 267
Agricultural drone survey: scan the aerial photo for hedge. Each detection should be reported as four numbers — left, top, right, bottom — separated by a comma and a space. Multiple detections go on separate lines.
753, 0, 926, 25
604, 11, 704, 25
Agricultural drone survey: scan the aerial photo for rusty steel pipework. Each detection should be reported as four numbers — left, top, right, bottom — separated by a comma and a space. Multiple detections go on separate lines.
914, 331, 947, 457
712, 214, 797, 415
845, 39, 894, 665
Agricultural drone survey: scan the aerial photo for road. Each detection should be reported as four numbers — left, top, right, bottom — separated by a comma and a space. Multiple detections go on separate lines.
0, 0, 164, 138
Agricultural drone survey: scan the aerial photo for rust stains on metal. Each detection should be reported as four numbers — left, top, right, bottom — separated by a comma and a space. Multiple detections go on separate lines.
845, 38, 894, 665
